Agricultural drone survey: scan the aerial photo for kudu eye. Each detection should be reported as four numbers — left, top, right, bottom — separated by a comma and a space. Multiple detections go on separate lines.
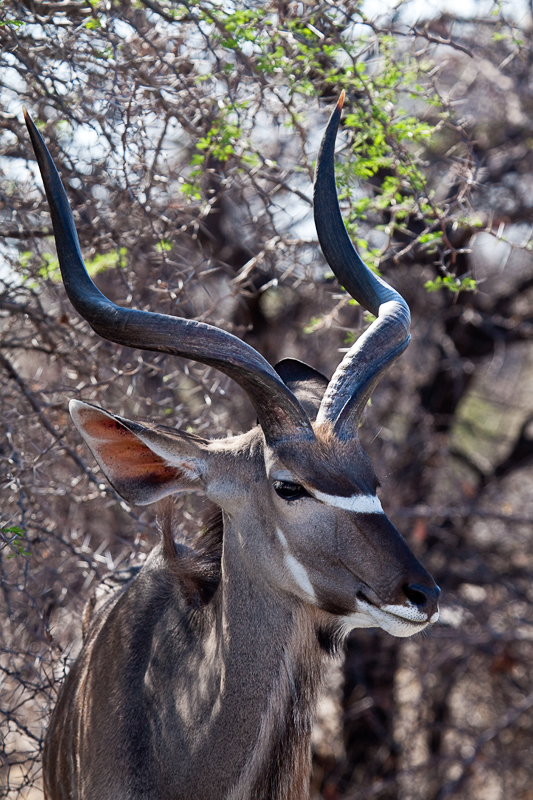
273, 481, 311, 501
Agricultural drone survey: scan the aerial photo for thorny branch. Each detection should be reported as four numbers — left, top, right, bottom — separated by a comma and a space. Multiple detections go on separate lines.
2, 1, 533, 798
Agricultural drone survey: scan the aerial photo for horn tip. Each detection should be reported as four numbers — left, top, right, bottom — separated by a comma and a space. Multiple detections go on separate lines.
23, 107, 36, 134
337, 90, 345, 110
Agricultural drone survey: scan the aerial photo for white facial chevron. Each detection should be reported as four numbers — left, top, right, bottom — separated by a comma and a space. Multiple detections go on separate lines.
276, 528, 316, 600
313, 491, 384, 514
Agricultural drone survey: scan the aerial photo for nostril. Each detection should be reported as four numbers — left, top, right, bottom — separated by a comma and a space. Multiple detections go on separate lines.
403, 583, 429, 608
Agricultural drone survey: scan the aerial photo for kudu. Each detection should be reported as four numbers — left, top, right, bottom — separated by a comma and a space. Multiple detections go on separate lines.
25, 92, 439, 800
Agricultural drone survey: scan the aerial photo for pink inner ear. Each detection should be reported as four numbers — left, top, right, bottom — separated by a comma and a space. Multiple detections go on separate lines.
76, 409, 188, 501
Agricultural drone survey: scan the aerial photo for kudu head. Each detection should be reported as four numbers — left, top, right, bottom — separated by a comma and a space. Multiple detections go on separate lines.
25, 92, 439, 638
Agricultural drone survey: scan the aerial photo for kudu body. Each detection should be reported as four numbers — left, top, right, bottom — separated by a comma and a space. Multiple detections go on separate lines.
25, 93, 439, 800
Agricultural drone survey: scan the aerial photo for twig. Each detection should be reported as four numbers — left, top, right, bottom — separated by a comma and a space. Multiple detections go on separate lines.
436, 689, 533, 798
390, 505, 533, 525
0, 229, 50, 239
0, 352, 136, 517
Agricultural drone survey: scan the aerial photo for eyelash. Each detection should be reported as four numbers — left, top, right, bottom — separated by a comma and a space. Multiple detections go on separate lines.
273, 481, 311, 501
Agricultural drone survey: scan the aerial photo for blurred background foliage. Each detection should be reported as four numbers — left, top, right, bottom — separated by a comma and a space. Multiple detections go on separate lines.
2, 0, 533, 797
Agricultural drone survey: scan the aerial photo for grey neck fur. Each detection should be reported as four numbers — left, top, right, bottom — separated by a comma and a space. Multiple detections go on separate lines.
215, 516, 329, 800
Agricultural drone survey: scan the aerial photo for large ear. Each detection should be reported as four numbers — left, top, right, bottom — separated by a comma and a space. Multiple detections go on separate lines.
275, 359, 329, 421
69, 400, 210, 505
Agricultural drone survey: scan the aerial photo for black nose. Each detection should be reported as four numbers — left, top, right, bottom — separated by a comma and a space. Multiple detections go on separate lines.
403, 583, 441, 614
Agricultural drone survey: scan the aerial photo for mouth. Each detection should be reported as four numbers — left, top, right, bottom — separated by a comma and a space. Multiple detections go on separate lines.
354, 591, 439, 638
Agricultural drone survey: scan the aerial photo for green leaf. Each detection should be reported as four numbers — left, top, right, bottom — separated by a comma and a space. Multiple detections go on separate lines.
85, 17, 102, 29
2, 526, 29, 558
2, 526, 24, 536
35, 249, 127, 283
418, 232, 443, 245
303, 316, 324, 334
425, 275, 477, 294
180, 182, 201, 199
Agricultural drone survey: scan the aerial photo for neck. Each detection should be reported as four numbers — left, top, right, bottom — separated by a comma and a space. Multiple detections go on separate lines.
207, 515, 331, 800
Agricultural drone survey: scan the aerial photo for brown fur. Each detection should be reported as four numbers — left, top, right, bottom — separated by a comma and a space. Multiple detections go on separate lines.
273, 422, 379, 497
31, 99, 439, 800
159, 497, 223, 607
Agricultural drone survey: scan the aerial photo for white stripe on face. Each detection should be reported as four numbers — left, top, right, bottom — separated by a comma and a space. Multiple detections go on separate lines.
276, 528, 316, 601
313, 491, 384, 514
285, 553, 316, 599
277, 528, 289, 549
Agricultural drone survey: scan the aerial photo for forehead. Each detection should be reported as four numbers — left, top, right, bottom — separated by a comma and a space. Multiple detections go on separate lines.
266, 426, 378, 498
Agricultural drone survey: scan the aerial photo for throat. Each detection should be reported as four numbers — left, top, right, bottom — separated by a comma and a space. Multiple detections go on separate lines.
216, 523, 331, 800
220, 599, 328, 800
250, 652, 322, 800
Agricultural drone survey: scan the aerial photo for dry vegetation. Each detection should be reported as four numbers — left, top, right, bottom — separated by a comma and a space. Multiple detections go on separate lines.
2, 1, 533, 798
